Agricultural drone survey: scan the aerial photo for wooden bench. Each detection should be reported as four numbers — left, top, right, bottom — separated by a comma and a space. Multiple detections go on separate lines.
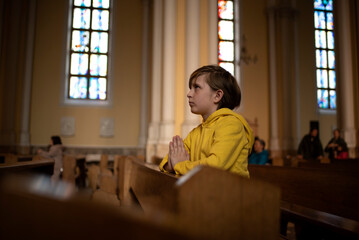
0, 174, 195, 240
117, 156, 281, 240
296, 158, 359, 173
248, 164, 359, 239
0, 154, 54, 176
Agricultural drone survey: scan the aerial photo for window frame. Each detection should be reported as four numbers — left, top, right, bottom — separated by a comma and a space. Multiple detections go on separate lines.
218, 0, 240, 79
61, 0, 113, 107
314, 0, 336, 111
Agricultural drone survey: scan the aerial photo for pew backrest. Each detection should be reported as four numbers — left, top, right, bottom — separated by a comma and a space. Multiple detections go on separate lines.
249, 164, 359, 221
118, 157, 281, 240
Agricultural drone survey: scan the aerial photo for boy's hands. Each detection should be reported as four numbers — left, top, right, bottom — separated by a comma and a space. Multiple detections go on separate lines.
167, 135, 189, 172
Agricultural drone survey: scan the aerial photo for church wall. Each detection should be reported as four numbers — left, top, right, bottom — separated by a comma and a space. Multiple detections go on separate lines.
30, 0, 143, 147
297, 0, 336, 150
240, 0, 270, 144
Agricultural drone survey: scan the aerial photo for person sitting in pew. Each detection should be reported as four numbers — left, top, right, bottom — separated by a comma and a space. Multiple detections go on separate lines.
297, 128, 323, 161
248, 138, 269, 165
159, 65, 254, 177
37, 136, 63, 181
324, 128, 348, 160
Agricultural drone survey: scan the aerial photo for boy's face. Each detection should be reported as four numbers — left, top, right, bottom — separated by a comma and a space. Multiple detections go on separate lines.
187, 75, 218, 121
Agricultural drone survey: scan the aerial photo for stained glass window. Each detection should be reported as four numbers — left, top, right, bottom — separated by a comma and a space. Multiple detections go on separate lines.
68, 0, 111, 100
218, 0, 235, 76
314, 0, 336, 110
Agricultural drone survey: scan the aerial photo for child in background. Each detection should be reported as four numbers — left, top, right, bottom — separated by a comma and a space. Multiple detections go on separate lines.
159, 65, 254, 178
248, 138, 269, 165
38, 135, 63, 181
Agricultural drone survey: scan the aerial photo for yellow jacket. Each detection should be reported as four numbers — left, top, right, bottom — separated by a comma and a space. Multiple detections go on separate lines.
159, 108, 254, 178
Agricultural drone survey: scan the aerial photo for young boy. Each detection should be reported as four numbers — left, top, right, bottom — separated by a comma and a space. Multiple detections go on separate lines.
159, 65, 254, 178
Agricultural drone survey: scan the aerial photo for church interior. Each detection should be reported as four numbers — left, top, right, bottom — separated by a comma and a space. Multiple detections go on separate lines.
1, 0, 359, 239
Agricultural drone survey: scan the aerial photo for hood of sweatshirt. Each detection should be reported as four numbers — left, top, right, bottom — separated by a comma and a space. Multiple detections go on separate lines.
202, 108, 254, 153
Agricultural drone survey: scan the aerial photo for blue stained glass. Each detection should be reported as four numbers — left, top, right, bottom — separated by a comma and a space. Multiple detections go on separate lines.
314, 0, 325, 10
93, 0, 110, 9
329, 90, 336, 109
328, 50, 335, 68
316, 70, 328, 88
72, 30, 89, 52
90, 55, 107, 76
219, 41, 234, 61
219, 62, 234, 76
89, 77, 107, 100
317, 89, 329, 108
315, 30, 326, 48
73, 8, 90, 29
74, 0, 91, 7
314, 0, 332, 10
327, 13, 334, 30
69, 77, 87, 99
218, 0, 233, 20
71, 53, 88, 75
329, 70, 336, 88
218, 20, 233, 40
91, 32, 108, 53
314, 11, 326, 29
92, 10, 109, 31
327, 31, 334, 49
325, 0, 333, 10
316, 50, 327, 68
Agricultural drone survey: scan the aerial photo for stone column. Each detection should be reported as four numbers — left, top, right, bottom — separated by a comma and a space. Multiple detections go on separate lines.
146, 0, 163, 162
279, 6, 297, 153
0, 0, 21, 151
267, 3, 280, 157
19, 0, 37, 154
138, 0, 150, 148
157, 0, 177, 155
182, 0, 201, 138
337, 0, 357, 157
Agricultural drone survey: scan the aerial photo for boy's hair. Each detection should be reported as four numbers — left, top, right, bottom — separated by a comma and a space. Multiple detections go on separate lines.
189, 65, 241, 110
51, 136, 62, 145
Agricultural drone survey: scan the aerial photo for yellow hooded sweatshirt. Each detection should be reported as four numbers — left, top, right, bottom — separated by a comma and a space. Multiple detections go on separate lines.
159, 108, 254, 178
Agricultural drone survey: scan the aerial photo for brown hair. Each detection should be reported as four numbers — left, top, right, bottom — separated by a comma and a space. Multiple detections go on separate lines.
189, 65, 241, 110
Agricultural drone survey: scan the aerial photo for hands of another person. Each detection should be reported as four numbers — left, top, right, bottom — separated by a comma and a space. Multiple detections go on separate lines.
37, 149, 43, 154
167, 135, 189, 172
329, 143, 338, 148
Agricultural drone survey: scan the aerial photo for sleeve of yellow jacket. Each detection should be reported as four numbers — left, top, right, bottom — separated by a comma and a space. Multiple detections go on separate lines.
174, 116, 250, 176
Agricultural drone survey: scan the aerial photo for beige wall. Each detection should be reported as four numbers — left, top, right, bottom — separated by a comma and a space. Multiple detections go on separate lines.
30, 0, 143, 146
240, 0, 270, 143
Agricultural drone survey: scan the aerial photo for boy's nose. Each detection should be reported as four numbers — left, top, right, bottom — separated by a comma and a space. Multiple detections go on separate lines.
187, 90, 192, 98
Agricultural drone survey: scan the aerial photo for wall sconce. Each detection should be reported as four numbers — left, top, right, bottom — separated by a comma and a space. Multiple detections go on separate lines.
239, 35, 257, 65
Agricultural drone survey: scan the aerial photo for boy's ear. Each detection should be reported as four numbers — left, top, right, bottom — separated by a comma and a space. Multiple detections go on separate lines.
214, 89, 224, 104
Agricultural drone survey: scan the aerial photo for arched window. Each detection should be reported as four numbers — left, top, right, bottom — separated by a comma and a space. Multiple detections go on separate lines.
314, 0, 336, 110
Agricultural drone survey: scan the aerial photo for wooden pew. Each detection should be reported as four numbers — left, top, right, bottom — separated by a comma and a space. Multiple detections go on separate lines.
297, 158, 359, 173
0, 154, 54, 176
118, 156, 281, 240
0, 174, 195, 240
248, 164, 359, 239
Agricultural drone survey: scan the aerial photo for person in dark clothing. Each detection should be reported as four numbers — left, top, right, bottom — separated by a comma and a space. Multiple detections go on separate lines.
325, 129, 348, 160
297, 128, 323, 160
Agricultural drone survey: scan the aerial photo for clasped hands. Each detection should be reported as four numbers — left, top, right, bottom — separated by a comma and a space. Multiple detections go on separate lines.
166, 135, 190, 172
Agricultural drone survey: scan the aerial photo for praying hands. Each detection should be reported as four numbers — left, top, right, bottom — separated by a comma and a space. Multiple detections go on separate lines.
165, 135, 190, 172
